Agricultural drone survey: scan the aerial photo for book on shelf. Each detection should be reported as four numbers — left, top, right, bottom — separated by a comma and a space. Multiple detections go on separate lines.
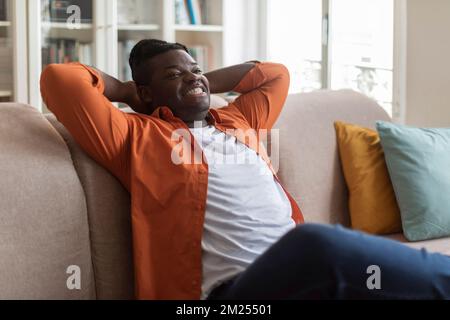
185, 0, 201, 25
0, 38, 12, 92
199, 0, 209, 25
178, 0, 209, 25
175, 0, 190, 25
0, 0, 7, 21
78, 43, 92, 65
42, 38, 92, 66
41, 0, 93, 23
188, 45, 210, 72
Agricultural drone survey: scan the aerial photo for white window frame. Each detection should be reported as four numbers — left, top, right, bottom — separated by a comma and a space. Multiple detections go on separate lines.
393, 0, 407, 124
256, 0, 407, 123
12, 0, 28, 104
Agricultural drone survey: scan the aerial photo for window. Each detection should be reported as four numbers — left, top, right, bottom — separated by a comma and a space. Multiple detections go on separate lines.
265, 0, 394, 116
266, 0, 323, 93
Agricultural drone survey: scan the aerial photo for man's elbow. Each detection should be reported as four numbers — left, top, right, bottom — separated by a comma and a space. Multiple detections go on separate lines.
40, 64, 65, 97
266, 62, 290, 90
40, 63, 84, 114
41, 64, 63, 83
275, 63, 290, 95
278, 63, 290, 84
40, 63, 88, 102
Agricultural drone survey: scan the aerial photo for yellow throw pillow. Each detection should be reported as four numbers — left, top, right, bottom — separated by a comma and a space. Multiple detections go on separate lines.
334, 121, 402, 235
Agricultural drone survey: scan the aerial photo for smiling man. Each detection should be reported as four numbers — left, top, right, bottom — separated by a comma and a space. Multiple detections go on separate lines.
131, 45, 211, 126
40, 39, 450, 300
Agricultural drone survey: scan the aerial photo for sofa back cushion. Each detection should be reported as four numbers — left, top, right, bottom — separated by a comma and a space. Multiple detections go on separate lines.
0, 103, 95, 299
272, 90, 391, 225
46, 114, 135, 300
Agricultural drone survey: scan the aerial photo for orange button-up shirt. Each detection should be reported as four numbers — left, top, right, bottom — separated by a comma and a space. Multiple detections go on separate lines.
40, 61, 304, 300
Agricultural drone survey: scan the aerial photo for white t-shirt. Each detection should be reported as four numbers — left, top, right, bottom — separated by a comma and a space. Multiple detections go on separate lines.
189, 125, 296, 299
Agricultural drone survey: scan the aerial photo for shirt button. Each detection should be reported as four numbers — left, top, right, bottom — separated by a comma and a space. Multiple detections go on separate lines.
192, 280, 198, 286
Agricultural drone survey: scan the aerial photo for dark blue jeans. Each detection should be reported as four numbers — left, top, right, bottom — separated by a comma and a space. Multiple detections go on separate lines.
206, 224, 450, 299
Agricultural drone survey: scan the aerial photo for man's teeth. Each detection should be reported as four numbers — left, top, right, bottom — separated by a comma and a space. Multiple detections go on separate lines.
186, 88, 204, 96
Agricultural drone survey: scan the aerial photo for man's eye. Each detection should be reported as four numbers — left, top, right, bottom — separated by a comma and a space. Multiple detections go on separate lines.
168, 73, 181, 78
194, 69, 203, 74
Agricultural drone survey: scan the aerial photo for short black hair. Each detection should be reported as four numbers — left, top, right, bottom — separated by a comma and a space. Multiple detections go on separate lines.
129, 39, 189, 85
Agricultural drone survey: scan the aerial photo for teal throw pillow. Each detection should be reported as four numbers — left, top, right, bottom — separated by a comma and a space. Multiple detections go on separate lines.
376, 121, 450, 241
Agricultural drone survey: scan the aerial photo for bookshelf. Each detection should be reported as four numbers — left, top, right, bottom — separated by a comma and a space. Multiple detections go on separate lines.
115, 0, 164, 82
113, 0, 227, 82
117, 24, 160, 31
41, 21, 93, 29
174, 25, 223, 32
28, 0, 94, 112
0, 0, 15, 102
26, 0, 243, 112
174, 0, 225, 74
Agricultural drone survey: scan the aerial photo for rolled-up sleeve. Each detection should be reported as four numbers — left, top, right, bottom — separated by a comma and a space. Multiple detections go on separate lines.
40, 62, 129, 182
231, 62, 290, 131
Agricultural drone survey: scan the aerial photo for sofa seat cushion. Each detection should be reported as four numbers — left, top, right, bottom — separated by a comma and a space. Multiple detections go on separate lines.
384, 233, 450, 256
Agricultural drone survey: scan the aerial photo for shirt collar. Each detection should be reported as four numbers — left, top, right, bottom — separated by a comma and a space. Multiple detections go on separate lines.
151, 106, 222, 126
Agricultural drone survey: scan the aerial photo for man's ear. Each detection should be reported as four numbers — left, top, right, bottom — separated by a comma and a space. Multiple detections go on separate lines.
138, 85, 153, 105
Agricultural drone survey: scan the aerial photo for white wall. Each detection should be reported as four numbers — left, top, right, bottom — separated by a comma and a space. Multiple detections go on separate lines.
406, 0, 450, 127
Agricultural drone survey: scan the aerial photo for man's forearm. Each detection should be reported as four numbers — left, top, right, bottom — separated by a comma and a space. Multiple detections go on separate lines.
204, 62, 256, 94
92, 67, 130, 103
92, 67, 149, 114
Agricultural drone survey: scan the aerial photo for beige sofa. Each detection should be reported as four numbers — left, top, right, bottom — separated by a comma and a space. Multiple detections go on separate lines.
1, 90, 449, 299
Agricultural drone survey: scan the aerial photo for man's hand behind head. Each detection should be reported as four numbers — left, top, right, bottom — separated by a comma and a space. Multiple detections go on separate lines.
123, 81, 153, 115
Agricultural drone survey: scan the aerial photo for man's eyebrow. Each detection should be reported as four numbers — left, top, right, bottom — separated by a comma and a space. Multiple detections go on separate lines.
164, 63, 198, 70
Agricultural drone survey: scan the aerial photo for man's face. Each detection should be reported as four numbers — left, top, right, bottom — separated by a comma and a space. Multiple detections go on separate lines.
142, 49, 210, 123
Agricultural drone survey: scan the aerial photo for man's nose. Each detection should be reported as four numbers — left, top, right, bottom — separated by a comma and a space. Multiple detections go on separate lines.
184, 71, 202, 82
